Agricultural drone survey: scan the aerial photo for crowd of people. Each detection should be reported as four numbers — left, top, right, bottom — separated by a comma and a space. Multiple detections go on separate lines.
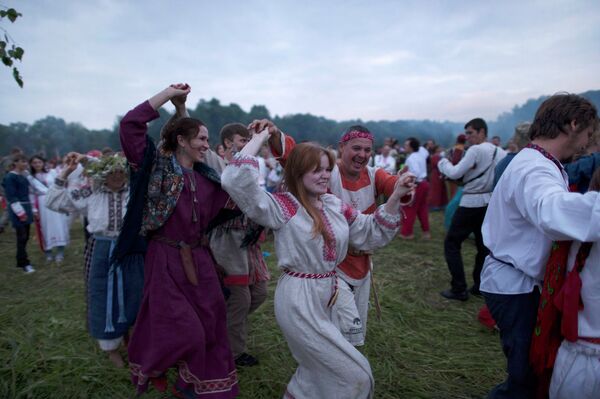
1, 86, 599, 399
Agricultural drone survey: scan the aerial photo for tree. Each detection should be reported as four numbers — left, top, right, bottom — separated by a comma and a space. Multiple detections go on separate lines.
0, 7, 24, 87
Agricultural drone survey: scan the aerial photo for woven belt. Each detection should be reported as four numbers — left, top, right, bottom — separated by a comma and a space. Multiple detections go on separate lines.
151, 235, 209, 286
282, 268, 339, 307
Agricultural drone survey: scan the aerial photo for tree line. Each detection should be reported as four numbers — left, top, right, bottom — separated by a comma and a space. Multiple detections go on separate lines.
1, 90, 598, 158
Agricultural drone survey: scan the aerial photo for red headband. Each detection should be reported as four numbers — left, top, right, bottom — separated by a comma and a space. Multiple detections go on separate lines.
340, 130, 374, 143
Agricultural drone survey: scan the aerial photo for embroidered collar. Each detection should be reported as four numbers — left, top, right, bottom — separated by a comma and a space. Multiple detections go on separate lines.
526, 143, 564, 173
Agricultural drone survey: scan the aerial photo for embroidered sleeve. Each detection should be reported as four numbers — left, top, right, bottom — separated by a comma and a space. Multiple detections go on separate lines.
222, 154, 293, 230
347, 204, 401, 252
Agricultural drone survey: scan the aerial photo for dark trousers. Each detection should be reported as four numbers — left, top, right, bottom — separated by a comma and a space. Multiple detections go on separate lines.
15, 224, 31, 268
484, 290, 540, 399
443, 205, 489, 292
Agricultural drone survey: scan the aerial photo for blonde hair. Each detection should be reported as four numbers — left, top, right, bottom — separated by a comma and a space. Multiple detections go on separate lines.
284, 142, 335, 242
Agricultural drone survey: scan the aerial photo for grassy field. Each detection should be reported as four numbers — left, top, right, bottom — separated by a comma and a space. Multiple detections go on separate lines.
0, 211, 505, 399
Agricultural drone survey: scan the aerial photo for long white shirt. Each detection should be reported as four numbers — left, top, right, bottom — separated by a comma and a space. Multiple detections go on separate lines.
374, 154, 396, 175
567, 242, 600, 337
438, 142, 506, 208
480, 148, 600, 295
405, 152, 427, 181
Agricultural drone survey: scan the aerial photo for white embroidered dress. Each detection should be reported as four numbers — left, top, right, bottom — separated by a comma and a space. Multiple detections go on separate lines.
221, 154, 402, 399
29, 170, 70, 250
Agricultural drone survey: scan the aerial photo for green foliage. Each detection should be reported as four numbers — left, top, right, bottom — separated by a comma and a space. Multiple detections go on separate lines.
1, 90, 599, 158
0, 7, 24, 87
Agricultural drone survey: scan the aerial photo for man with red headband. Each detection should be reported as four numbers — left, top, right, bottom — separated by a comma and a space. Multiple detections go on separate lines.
253, 120, 399, 346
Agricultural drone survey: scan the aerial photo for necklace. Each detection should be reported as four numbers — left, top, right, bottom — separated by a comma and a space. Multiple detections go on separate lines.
187, 171, 198, 223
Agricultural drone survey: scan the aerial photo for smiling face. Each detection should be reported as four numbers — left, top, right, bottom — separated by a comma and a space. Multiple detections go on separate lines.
301, 153, 332, 197
339, 137, 372, 177
105, 170, 127, 191
178, 125, 210, 163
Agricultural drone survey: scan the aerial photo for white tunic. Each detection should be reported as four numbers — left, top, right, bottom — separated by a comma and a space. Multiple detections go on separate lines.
480, 148, 600, 295
221, 153, 401, 399
29, 170, 70, 250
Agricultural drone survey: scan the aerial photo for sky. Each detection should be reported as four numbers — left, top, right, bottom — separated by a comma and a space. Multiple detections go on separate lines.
0, 0, 599, 130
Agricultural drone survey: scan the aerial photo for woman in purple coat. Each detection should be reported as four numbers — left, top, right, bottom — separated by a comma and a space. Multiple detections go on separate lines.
119, 84, 238, 398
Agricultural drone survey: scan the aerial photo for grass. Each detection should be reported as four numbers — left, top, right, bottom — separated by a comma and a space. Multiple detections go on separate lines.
0, 211, 506, 398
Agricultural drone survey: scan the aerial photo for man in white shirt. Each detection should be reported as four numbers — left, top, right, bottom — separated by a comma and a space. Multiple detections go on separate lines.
480, 94, 599, 399
399, 137, 430, 239
438, 118, 506, 300
374, 145, 397, 175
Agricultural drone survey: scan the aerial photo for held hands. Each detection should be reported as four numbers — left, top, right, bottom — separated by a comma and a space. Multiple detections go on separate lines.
391, 173, 417, 203
240, 128, 271, 157
169, 83, 190, 110
248, 119, 280, 138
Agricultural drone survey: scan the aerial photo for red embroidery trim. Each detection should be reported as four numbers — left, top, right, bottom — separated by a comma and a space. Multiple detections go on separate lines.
374, 206, 401, 229
273, 192, 299, 222
340, 130, 374, 143
321, 209, 337, 262
229, 156, 259, 169
341, 202, 359, 225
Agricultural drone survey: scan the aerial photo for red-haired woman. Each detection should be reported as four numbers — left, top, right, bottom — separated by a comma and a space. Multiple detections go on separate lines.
222, 129, 415, 399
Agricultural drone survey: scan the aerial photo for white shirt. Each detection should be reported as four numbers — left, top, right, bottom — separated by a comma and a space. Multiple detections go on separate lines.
480, 148, 600, 295
438, 142, 506, 208
405, 152, 427, 181
374, 154, 396, 175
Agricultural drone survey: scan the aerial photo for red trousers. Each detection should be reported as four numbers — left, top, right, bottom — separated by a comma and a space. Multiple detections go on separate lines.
400, 180, 430, 236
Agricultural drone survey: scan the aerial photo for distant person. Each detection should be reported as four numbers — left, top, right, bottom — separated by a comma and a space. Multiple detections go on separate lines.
491, 135, 501, 147
480, 93, 599, 399
438, 118, 506, 301
445, 134, 467, 200
399, 137, 430, 239
493, 122, 532, 187
2, 154, 36, 274
215, 143, 226, 159
374, 145, 397, 174
427, 145, 448, 210
29, 155, 70, 263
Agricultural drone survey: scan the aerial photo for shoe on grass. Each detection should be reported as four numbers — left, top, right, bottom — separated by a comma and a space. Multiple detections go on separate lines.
235, 352, 259, 367
440, 289, 468, 301
23, 265, 36, 274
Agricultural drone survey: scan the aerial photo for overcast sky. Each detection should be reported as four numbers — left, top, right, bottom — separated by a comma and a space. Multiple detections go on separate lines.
0, 0, 599, 130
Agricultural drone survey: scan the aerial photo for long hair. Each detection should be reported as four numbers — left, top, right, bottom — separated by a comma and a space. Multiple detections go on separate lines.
284, 142, 335, 242
29, 155, 48, 175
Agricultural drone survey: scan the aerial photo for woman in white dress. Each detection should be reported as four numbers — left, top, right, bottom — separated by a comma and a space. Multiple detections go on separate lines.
29, 155, 70, 263
221, 129, 415, 399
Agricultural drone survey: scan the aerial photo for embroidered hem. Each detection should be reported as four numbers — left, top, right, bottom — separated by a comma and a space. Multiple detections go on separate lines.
374, 205, 402, 229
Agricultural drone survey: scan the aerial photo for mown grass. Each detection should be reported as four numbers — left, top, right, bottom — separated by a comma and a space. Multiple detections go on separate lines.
0, 211, 505, 398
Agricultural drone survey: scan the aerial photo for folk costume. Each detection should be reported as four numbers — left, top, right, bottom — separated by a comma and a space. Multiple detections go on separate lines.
221, 152, 402, 399
271, 131, 397, 346
118, 101, 238, 398
400, 148, 430, 237
30, 169, 70, 258
480, 145, 600, 399
46, 156, 143, 353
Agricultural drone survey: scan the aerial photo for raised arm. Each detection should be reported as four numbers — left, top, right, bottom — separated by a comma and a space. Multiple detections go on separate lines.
249, 119, 295, 165
221, 129, 290, 230
119, 84, 191, 168
46, 153, 90, 214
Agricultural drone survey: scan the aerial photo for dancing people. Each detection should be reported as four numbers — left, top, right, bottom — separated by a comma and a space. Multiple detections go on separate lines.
480, 94, 599, 399
263, 122, 400, 346
119, 84, 238, 398
221, 127, 415, 399
46, 152, 143, 368
29, 155, 70, 263
438, 118, 506, 300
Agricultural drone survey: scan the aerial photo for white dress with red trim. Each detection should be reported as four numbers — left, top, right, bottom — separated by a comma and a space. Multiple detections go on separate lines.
222, 153, 402, 399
